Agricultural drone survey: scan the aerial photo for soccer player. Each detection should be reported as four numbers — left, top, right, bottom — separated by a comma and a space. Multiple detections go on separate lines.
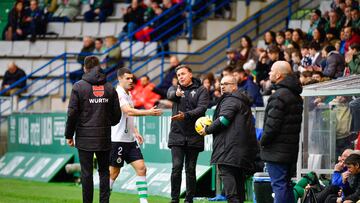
109, 68, 162, 203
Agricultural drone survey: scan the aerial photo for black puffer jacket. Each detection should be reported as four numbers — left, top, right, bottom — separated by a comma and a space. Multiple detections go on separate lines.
260, 74, 303, 164
167, 78, 209, 151
205, 90, 259, 172
65, 67, 121, 151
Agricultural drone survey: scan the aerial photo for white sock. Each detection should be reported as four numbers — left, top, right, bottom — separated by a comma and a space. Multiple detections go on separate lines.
110, 178, 115, 190
136, 176, 148, 203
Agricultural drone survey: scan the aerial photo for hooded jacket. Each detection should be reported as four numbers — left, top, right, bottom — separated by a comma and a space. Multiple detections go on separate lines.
260, 74, 303, 164
65, 67, 121, 151
167, 78, 209, 150
205, 90, 259, 172
323, 50, 345, 79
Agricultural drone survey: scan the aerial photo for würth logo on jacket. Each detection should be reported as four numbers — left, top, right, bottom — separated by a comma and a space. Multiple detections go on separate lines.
92, 85, 104, 97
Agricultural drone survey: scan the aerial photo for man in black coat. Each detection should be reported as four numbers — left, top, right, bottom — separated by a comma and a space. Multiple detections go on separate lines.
199, 75, 258, 203
1, 62, 26, 96
65, 56, 121, 203
260, 61, 303, 203
167, 65, 209, 203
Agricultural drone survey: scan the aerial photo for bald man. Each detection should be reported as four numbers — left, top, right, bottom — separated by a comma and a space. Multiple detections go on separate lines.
200, 75, 258, 203
1, 62, 26, 96
260, 61, 303, 203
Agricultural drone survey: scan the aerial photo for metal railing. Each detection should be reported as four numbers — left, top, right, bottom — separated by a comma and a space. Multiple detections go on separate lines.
0, 0, 315, 114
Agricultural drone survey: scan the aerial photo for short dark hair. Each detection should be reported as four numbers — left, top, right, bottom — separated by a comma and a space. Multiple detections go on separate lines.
345, 154, 360, 166
222, 65, 234, 73
233, 67, 246, 75
350, 43, 360, 52
95, 38, 103, 43
267, 44, 281, 53
285, 28, 294, 33
117, 68, 132, 77
309, 41, 321, 51
84, 56, 100, 71
175, 65, 192, 73
324, 45, 336, 53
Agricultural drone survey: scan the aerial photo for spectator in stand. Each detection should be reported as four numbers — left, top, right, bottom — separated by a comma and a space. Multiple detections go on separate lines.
309, 41, 324, 68
202, 73, 219, 108
84, 0, 114, 23
299, 71, 313, 86
3, 1, 28, 40
104, 36, 123, 69
38, 0, 58, 17
25, 0, 46, 42
284, 28, 293, 46
338, 28, 347, 55
256, 45, 282, 88
155, 0, 185, 54
341, 6, 353, 27
225, 48, 241, 70
300, 44, 312, 68
94, 38, 105, 54
1, 62, 27, 96
344, 26, 360, 54
325, 10, 342, 38
77, 36, 95, 67
311, 27, 326, 47
157, 55, 179, 98
131, 75, 161, 109
221, 65, 234, 78
291, 28, 304, 48
312, 71, 323, 82
308, 9, 327, 39
50, 0, 80, 22
233, 67, 264, 107
264, 30, 276, 49
345, 0, 359, 9
351, 8, 360, 28
322, 45, 345, 79
120, 0, 146, 40
69, 36, 95, 84
238, 35, 258, 66
214, 0, 231, 19
326, 28, 341, 46
346, 43, 360, 75
291, 49, 303, 73
275, 31, 286, 51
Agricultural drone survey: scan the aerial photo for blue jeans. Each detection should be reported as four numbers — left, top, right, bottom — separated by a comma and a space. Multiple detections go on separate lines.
266, 162, 294, 203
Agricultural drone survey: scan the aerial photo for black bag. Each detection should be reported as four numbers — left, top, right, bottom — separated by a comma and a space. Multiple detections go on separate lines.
302, 188, 318, 203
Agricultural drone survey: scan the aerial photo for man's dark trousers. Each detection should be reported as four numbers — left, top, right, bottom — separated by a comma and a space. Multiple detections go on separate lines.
218, 164, 245, 203
267, 161, 294, 203
78, 149, 110, 203
170, 146, 200, 203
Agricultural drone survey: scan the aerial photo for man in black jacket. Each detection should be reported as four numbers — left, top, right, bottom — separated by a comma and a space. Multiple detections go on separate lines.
260, 61, 303, 203
1, 62, 26, 96
167, 65, 209, 203
65, 56, 121, 203
199, 75, 258, 203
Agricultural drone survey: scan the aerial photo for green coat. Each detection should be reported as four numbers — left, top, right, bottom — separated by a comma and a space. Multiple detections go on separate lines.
349, 53, 360, 75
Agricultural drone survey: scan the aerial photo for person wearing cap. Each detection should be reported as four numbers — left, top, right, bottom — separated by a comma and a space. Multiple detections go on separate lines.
226, 48, 242, 70
307, 9, 327, 39
167, 65, 209, 203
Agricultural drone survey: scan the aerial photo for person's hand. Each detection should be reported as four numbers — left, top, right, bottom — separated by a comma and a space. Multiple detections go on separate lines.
304, 184, 311, 191
334, 159, 344, 171
342, 171, 350, 184
171, 111, 185, 121
135, 132, 144, 145
149, 106, 163, 116
176, 85, 184, 97
198, 126, 207, 136
66, 139, 74, 147
25, 17, 32, 22
337, 197, 343, 203
94, 8, 100, 14
345, 52, 353, 63
16, 29, 22, 35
